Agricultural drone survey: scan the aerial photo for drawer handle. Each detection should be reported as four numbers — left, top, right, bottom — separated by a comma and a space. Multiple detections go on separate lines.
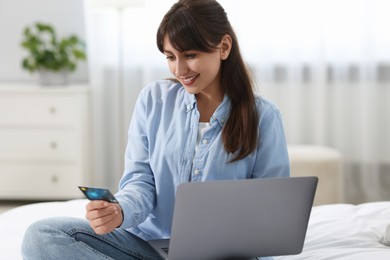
50, 142, 58, 149
49, 107, 57, 114
51, 175, 59, 183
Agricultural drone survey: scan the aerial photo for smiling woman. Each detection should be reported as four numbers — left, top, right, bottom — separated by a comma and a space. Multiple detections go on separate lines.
161, 37, 227, 122
22, 0, 291, 259
84, 0, 390, 203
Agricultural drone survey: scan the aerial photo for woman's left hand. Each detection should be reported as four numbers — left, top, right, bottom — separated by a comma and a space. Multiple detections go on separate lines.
85, 200, 123, 234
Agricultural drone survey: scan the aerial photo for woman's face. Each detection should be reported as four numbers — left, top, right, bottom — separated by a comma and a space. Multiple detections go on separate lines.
163, 35, 223, 98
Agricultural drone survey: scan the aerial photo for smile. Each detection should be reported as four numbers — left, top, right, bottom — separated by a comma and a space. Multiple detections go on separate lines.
181, 75, 199, 86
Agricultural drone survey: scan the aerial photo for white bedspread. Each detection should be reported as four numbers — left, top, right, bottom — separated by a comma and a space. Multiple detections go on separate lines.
1, 200, 390, 259
0, 200, 87, 260
275, 202, 390, 259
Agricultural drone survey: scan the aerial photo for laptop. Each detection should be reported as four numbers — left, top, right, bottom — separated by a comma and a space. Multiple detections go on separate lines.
148, 176, 318, 260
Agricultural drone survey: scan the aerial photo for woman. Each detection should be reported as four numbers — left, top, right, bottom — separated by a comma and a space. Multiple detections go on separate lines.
22, 0, 289, 259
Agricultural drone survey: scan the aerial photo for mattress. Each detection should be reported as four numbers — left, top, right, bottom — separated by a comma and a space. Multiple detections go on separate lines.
275, 202, 390, 259
1, 200, 390, 259
0, 200, 87, 259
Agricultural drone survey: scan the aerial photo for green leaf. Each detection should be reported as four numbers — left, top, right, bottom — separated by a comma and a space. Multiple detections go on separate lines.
20, 22, 86, 73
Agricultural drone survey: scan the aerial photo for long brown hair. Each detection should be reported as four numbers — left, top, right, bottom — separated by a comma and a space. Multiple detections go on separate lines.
157, 0, 259, 162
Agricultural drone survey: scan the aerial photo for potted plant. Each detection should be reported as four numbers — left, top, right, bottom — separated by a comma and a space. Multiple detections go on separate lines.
21, 22, 87, 86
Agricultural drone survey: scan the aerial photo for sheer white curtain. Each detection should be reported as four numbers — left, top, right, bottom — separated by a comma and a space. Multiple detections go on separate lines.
84, 0, 390, 203
84, 0, 174, 190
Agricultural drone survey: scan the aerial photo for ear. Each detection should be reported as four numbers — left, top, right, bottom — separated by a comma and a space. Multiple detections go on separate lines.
219, 34, 232, 60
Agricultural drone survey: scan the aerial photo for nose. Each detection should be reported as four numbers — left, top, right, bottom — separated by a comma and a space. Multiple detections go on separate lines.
174, 58, 189, 78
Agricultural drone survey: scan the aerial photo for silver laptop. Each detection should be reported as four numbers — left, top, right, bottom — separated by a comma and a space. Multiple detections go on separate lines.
148, 176, 318, 260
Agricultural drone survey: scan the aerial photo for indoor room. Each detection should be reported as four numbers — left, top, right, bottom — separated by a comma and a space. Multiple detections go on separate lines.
1, 0, 390, 259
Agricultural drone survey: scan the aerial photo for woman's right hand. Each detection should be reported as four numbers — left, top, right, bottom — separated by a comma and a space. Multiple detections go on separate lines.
85, 200, 123, 235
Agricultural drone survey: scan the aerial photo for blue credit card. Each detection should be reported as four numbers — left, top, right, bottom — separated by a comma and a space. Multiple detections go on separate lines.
78, 186, 119, 203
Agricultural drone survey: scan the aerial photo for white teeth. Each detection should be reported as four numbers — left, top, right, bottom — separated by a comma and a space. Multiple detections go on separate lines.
183, 75, 197, 83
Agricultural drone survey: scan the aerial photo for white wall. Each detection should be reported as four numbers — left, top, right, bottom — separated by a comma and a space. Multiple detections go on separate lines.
0, 0, 88, 83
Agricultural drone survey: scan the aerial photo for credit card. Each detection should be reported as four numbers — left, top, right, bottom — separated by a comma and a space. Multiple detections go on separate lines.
78, 186, 119, 203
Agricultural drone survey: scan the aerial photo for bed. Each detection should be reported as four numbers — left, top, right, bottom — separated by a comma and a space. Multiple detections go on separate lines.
1, 199, 390, 259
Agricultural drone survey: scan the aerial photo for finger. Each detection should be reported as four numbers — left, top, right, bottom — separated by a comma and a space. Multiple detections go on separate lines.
86, 201, 109, 211
86, 205, 119, 221
90, 210, 120, 234
90, 212, 115, 229
85, 201, 110, 220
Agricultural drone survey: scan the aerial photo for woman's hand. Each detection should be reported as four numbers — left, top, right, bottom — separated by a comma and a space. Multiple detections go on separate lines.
85, 201, 123, 234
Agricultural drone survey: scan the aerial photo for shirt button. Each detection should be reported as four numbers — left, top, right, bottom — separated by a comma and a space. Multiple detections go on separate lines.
202, 139, 208, 144
194, 169, 200, 175
187, 104, 192, 110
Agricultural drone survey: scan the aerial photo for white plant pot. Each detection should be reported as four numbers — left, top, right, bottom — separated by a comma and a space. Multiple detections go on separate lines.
39, 69, 69, 86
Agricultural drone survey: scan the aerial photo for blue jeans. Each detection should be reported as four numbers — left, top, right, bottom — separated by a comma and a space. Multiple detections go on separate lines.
21, 217, 163, 260
22, 217, 271, 260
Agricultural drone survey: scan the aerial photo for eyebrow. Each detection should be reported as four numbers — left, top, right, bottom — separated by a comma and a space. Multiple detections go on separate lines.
163, 49, 173, 54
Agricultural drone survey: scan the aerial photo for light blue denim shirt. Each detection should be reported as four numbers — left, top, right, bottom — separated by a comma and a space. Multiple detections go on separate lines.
115, 80, 290, 241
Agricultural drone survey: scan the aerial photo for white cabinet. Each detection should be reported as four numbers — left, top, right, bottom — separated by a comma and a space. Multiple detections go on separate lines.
0, 84, 90, 200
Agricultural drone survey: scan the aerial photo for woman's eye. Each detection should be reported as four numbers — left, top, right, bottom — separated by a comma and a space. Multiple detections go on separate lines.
166, 56, 175, 61
186, 54, 196, 59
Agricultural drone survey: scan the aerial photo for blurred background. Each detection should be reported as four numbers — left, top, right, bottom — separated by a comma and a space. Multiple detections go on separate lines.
0, 0, 389, 204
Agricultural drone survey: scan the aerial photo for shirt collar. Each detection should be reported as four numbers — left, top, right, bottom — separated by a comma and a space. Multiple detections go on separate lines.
184, 92, 197, 113
184, 91, 230, 127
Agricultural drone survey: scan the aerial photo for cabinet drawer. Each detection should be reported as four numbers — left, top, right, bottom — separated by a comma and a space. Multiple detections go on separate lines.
0, 164, 84, 199
0, 129, 80, 161
0, 95, 82, 125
